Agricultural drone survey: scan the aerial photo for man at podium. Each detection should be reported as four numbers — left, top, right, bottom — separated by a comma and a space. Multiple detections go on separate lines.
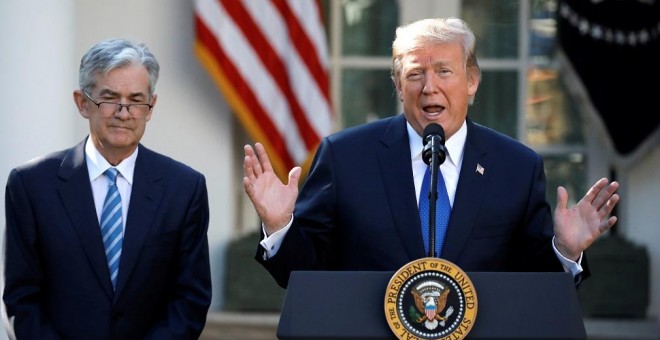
242, 17, 619, 289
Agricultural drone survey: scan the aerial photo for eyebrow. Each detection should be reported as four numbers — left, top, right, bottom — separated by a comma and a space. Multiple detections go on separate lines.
431, 60, 455, 68
97, 88, 147, 100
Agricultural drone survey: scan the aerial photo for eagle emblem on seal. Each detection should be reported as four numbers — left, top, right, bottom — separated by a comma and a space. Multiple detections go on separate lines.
411, 281, 454, 330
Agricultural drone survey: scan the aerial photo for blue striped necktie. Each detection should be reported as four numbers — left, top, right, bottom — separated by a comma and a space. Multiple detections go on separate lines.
419, 167, 451, 256
101, 168, 123, 290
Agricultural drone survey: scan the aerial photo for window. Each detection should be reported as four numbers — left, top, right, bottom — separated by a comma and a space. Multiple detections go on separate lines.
325, 0, 399, 128
466, 0, 587, 207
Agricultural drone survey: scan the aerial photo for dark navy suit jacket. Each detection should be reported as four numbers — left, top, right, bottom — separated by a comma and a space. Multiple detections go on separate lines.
3, 139, 211, 339
258, 115, 566, 288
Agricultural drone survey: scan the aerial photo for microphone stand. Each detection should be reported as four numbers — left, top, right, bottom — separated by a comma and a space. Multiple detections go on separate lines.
427, 135, 441, 258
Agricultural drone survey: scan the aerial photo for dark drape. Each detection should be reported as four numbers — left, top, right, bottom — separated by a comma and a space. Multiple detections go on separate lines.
557, 0, 660, 156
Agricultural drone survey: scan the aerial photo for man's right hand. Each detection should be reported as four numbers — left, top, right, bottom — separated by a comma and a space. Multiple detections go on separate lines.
243, 143, 301, 236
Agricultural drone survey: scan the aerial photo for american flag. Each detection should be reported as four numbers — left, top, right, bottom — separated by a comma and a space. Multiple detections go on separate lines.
194, 0, 334, 179
476, 163, 484, 175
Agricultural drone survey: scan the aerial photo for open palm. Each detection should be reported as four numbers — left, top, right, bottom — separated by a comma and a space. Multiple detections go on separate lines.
243, 143, 301, 235
553, 178, 620, 261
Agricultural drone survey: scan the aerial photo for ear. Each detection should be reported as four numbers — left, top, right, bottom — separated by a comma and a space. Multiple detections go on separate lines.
73, 90, 90, 118
144, 93, 157, 122
392, 78, 403, 101
467, 67, 481, 98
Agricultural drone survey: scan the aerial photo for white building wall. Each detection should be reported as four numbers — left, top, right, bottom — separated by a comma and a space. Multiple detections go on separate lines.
0, 0, 78, 185
626, 146, 660, 318
0, 1, 77, 339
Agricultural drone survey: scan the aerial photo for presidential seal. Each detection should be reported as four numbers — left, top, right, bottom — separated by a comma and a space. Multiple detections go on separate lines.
384, 258, 477, 340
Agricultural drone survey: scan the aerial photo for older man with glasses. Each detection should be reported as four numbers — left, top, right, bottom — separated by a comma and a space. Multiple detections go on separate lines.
3, 38, 212, 339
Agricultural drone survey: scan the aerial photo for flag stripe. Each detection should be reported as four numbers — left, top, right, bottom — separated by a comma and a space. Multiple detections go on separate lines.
274, 0, 330, 103
220, 0, 321, 150
194, 0, 333, 178
208, 0, 308, 163
194, 14, 295, 170
196, 0, 305, 163
287, 0, 330, 70
242, 0, 333, 138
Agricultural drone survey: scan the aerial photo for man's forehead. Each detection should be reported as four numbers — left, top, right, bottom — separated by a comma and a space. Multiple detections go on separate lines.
402, 52, 456, 67
402, 45, 464, 65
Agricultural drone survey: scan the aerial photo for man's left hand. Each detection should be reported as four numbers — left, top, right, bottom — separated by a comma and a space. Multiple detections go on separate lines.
553, 178, 620, 261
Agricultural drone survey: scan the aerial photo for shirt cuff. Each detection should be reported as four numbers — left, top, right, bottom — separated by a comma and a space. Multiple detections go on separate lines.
552, 236, 584, 278
259, 215, 293, 260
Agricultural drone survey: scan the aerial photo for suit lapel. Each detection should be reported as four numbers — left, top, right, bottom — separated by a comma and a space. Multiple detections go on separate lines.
58, 139, 115, 297
377, 115, 426, 261
114, 145, 164, 296
442, 120, 489, 262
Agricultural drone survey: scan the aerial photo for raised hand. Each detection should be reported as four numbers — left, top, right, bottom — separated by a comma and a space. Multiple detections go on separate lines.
553, 178, 620, 261
243, 143, 301, 235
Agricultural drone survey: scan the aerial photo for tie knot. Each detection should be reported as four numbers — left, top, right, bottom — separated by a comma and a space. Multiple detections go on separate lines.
105, 168, 119, 184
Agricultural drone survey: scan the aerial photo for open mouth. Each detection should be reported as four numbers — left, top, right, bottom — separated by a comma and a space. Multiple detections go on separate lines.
423, 105, 445, 116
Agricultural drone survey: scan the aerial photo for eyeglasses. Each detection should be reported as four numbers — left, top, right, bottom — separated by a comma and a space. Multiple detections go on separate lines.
83, 91, 153, 119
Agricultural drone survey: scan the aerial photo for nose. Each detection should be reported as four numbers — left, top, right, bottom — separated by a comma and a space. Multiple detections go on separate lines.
114, 105, 131, 119
422, 74, 438, 94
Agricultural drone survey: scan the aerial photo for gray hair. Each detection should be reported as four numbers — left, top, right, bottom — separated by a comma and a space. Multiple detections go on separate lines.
391, 18, 481, 83
79, 38, 160, 96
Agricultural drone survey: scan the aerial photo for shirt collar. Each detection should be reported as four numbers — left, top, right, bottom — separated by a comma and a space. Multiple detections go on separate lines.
85, 136, 138, 185
407, 120, 467, 167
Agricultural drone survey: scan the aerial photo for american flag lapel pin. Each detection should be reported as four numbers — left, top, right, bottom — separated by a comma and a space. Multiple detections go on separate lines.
476, 164, 485, 175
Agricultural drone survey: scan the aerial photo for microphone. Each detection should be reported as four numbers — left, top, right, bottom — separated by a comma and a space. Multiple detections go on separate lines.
421, 123, 447, 258
422, 123, 447, 166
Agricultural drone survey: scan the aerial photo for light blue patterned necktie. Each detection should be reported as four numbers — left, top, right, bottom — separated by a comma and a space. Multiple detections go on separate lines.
419, 167, 451, 256
101, 168, 123, 290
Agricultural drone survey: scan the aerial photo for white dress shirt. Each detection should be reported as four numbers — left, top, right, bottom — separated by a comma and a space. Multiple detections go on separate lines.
85, 137, 137, 230
409, 120, 465, 208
